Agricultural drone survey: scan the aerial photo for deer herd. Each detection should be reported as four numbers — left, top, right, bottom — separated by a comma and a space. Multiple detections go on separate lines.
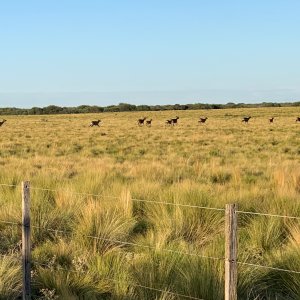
93, 116, 300, 127
0, 116, 299, 129
135, 116, 300, 126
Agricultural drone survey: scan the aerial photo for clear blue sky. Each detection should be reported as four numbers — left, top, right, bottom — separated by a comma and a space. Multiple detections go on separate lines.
0, 1, 300, 107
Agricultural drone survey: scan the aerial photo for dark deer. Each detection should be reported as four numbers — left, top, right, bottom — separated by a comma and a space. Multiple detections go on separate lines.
137, 117, 147, 126
198, 117, 208, 124
89, 120, 101, 127
171, 116, 179, 125
0, 119, 7, 127
146, 119, 152, 127
242, 116, 251, 123
165, 119, 172, 126
296, 117, 300, 122
269, 117, 274, 123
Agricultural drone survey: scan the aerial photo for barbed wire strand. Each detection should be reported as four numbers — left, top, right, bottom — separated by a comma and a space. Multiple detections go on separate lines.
131, 198, 225, 211
42, 185, 300, 218
0, 220, 222, 262
2, 217, 300, 276
85, 234, 223, 261
4, 182, 300, 218
237, 261, 300, 275
3, 182, 300, 219
30, 226, 300, 275
0, 220, 20, 226
32, 186, 300, 218
0, 183, 18, 187
236, 210, 300, 221
3, 222, 300, 276
30, 186, 225, 211
32, 260, 204, 300
0, 183, 223, 211
29, 223, 223, 261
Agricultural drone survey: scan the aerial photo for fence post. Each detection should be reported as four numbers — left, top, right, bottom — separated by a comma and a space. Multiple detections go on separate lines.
225, 203, 237, 300
22, 181, 31, 300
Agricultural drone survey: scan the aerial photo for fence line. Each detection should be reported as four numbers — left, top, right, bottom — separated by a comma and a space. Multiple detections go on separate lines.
2, 219, 300, 275
35, 225, 222, 261
31, 186, 225, 211
0, 219, 224, 262
1, 182, 226, 211
2, 182, 300, 219
2, 181, 300, 300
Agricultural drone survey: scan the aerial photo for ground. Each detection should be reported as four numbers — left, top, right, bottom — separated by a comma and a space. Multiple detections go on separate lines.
0, 107, 299, 299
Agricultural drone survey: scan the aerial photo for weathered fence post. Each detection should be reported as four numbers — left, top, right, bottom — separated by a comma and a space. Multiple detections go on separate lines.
225, 203, 237, 300
22, 181, 31, 300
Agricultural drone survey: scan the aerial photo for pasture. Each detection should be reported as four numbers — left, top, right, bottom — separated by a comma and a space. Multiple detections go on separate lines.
0, 107, 300, 299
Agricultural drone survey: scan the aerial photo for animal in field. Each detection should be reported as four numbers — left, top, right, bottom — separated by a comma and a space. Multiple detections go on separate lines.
198, 117, 208, 124
0, 119, 7, 127
171, 116, 179, 125
296, 117, 300, 122
269, 117, 274, 123
137, 117, 147, 126
165, 119, 172, 126
146, 119, 152, 127
89, 120, 101, 127
242, 116, 251, 123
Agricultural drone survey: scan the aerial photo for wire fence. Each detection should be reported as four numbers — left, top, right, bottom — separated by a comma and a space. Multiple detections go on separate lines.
1, 183, 226, 211
1, 182, 300, 299
2, 183, 300, 220
0, 219, 224, 262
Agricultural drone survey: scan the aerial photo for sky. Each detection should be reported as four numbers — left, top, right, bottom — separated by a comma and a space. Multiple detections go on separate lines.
0, 0, 300, 108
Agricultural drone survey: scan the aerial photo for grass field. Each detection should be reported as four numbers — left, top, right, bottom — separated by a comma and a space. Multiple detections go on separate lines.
0, 107, 300, 299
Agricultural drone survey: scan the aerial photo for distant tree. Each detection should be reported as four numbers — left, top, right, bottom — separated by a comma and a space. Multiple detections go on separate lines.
103, 105, 120, 112
30, 107, 44, 114
225, 102, 236, 108
136, 105, 150, 111
43, 105, 64, 114
118, 103, 137, 111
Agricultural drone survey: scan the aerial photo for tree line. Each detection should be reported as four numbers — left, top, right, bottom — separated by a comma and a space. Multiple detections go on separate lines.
0, 101, 299, 115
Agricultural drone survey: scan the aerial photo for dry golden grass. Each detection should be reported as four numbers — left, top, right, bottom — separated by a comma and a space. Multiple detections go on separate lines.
0, 107, 300, 299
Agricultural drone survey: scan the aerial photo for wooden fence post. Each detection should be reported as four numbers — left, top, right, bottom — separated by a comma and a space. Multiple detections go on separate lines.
22, 181, 31, 300
225, 203, 237, 300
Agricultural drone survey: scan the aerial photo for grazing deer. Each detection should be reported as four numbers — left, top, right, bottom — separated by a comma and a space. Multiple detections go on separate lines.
137, 117, 147, 126
171, 116, 179, 125
198, 117, 208, 124
269, 117, 274, 123
89, 120, 101, 127
0, 119, 7, 127
296, 117, 300, 122
146, 119, 152, 127
242, 116, 251, 123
